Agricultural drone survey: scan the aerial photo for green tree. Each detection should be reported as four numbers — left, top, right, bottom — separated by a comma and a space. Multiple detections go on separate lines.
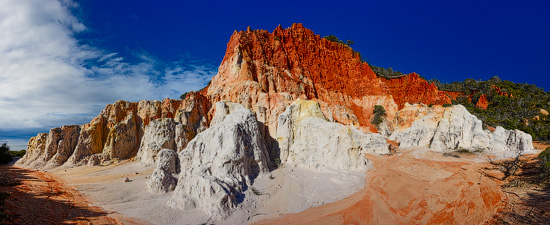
323, 35, 345, 44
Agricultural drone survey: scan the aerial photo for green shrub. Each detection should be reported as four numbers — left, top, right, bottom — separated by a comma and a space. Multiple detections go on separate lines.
0, 143, 12, 164
9, 150, 25, 158
372, 105, 387, 126
538, 147, 550, 173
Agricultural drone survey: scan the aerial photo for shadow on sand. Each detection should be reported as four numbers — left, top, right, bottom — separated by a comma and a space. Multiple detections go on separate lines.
0, 165, 117, 225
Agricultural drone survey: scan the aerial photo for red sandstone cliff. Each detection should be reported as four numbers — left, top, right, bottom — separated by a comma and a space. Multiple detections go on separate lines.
207, 23, 451, 135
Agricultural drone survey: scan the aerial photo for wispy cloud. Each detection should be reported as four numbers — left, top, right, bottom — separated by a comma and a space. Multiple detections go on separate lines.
0, 0, 216, 149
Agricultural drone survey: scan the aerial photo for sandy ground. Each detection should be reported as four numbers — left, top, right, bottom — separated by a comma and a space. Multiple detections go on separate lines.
33, 158, 367, 225
0, 165, 143, 224
255, 148, 509, 225
5, 145, 548, 224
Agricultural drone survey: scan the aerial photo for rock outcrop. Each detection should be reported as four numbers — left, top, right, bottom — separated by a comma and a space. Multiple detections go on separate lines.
277, 100, 389, 171
206, 23, 452, 149
147, 148, 179, 193
18, 125, 80, 169
168, 101, 270, 219
136, 118, 177, 166
388, 104, 534, 153
19, 92, 210, 169
475, 94, 489, 109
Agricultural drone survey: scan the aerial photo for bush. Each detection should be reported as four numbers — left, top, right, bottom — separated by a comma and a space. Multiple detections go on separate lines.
9, 150, 25, 158
538, 147, 550, 173
0, 143, 12, 165
372, 105, 387, 126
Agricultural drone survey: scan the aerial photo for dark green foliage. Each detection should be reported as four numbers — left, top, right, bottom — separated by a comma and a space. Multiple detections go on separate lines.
0, 143, 12, 165
323, 35, 355, 47
539, 147, 550, 173
180, 92, 189, 99
369, 65, 406, 79
372, 105, 387, 126
9, 150, 25, 158
432, 76, 550, 141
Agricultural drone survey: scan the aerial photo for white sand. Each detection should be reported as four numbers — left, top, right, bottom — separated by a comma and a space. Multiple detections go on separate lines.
49, 160, 368, 225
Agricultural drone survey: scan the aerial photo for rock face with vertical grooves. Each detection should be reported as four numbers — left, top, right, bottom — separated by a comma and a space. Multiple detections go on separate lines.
276, 99, 389, 171
168, 101, 270, 219
19, 92, 210, 169
136, 118, 177, 166
388, 104, 534, 153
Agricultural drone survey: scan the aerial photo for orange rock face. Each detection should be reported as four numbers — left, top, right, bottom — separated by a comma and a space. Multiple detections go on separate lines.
476, 94, 489, 109
207, 23, 451, 136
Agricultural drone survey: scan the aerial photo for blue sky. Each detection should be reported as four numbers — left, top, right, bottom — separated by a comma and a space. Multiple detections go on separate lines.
1, 0, 549, 150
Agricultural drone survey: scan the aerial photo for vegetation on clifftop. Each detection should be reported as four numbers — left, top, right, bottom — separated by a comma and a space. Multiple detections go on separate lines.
430, 76, 550, 141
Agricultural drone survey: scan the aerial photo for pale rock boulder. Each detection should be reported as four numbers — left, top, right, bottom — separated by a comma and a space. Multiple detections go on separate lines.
277, 99, 389, 171
429, 105, 490, 150
168, 101, 270, 219
489, 126, 533, 153
389, 104, 534, 153
147, 149, 179, 193
136, 118, 177, 166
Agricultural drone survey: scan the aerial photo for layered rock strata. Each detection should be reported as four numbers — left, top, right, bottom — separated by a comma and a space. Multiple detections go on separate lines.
168, 101, 270, 219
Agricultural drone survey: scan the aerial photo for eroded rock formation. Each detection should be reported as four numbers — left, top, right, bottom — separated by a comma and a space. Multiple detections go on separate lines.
388, 104, 534, 153
168, 101, 270, 219
19, 92, 210, 169
147, 148, 179, 193
277, 100, 389, 171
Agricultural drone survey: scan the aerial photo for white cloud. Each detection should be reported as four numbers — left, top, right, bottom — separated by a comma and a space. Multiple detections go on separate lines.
0, 0, 216, 134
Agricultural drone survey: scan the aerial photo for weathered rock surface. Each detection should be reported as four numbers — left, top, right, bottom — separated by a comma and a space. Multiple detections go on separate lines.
136, 118, 176, 166
168, 101, 270, 219
147, 149, 179, 193
206, 23, 451, 148
388, 104, 534, 153
20, 92, 210, 169
277, 100, 389, 171
475, 94, 489, 109
18, 125, 81, 169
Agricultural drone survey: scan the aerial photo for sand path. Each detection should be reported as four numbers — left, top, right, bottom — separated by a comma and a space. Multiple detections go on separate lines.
0, 165, 143, 225
256, 148, 506, 225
